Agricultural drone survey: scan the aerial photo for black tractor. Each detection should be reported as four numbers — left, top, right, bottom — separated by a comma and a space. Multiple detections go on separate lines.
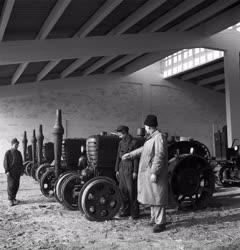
218, 139, 240, 186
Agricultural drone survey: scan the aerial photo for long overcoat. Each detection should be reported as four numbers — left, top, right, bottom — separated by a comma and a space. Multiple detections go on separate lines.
129, 130, 168, 206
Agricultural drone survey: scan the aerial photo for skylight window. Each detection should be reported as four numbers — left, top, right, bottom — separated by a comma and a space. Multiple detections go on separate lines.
161, 48, 224, 78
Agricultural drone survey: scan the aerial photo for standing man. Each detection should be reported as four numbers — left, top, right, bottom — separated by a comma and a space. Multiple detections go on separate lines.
4, 138, 24, 206
115, 125, 139, 219
122, 115, 168, 233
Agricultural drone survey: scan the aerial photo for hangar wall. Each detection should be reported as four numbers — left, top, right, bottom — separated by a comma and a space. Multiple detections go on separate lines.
0, 63, 226, 173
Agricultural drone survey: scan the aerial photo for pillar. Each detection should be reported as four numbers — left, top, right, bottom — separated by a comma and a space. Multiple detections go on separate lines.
224, 49, 240, 147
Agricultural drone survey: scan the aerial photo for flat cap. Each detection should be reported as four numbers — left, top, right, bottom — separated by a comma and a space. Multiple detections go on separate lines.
11, 138, 19, 145
116, 125, 129, 133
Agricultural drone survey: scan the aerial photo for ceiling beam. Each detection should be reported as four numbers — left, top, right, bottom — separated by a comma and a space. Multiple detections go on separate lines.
171, 0, 239, 31
11, 0, 72, 85
198, 73, 225, 86
181, 60, 224, 81
36, 60, 60, 82
37, 0, 122, 81
0, 0, 15, 41
194, 4, 240, 36
37, 0, 72, 40
66, 0, 166, 77
109, 0, 166, 35
11, 63, 28, 86
82, 56, 115, 75
60, 57, 89, 78
141, 0, 206, 33
105, 54, 141, 73
123, 50, 176, 75
214, 84, 225, 91
204, 30, 240, 51
74, 0, 123, 38
0, 32, 206, 65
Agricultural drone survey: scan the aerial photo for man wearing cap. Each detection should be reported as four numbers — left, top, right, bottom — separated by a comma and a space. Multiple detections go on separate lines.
115, 125, 139, 219
4, 138, 24, 206
122, 115, 168, 233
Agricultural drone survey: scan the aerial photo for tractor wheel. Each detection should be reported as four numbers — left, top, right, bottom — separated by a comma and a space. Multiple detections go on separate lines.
61, 173, 83, 210
54, 171, 76, 203
80, 176, 121, 221
40, 167, 55, 198
169, 155, 215, 209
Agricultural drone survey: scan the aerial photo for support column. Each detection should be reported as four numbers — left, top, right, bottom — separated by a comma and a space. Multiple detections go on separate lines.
224, 49, 240, 147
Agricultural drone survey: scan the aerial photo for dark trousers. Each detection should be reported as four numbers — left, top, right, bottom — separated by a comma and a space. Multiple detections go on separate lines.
119, 164, 139, 216
7, 174, 20, 200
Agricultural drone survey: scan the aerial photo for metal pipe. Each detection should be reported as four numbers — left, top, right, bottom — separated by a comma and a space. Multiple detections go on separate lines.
53, 109, 64, 178
37, 124, 44, 165
22, 131, 28, 162
31, 129, 37, 164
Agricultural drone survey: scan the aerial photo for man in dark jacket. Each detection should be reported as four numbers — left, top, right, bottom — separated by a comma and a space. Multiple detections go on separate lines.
4, 138, 24, 206
115, 125, 139, 219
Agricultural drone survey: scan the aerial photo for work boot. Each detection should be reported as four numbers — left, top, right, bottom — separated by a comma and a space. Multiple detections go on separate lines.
9, 200, 14, 207
13, 199, 19, 205
152, 224, 166, 233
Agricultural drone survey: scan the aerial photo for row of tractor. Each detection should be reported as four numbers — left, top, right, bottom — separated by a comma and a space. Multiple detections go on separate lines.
22, 109, 239, 221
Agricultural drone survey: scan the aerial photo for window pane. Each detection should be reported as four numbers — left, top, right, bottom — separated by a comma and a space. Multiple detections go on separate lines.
194, 57, 199, 65
207, 53, 213, 61
195, 48, 200, 54
200, 56, 206, 64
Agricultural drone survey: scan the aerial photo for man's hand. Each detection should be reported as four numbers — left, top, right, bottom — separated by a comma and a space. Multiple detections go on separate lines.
122, 153, 131, 160
116, 171, 120, 181
133, 172, 137, 180
150, 174, 157, 183
6, 172, 10, 176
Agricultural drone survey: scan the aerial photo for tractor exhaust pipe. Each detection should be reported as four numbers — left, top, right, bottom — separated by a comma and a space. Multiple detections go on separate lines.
53, 109, 64, 178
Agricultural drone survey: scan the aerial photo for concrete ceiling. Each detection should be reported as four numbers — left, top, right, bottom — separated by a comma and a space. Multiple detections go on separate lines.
0, 0, 239, 86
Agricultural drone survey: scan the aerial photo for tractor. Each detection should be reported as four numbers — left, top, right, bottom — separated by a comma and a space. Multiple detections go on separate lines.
218, 139, 240, 186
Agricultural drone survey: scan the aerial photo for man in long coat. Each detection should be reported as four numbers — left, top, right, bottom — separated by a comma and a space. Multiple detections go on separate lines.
4, 138, 24, 206
115, 125, 139, 219
122, 115, 168, 233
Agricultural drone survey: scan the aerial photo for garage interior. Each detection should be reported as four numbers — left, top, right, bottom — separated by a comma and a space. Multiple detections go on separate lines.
0, 0, 240, 249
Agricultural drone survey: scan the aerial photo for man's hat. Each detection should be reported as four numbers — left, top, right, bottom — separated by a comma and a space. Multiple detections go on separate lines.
116, 125, 129, 133
11, 138, 19, 145
144, 114, 158, 127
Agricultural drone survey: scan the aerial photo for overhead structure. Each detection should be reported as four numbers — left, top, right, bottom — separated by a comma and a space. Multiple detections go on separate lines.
0, 0, 238, 86
0, 0, 239, 147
